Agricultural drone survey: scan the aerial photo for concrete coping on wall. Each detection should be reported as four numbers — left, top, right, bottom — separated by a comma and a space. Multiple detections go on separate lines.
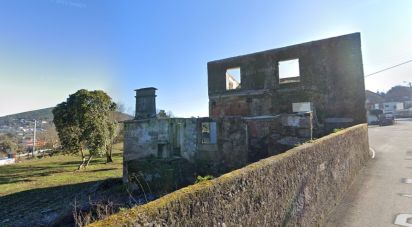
242, 114, 281, 120
90, 123, 369, 226
122, 117, 200, 123
209, 88, 272, 98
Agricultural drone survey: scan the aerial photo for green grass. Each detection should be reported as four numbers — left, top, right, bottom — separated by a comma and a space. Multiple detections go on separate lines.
0, 144, 124, 226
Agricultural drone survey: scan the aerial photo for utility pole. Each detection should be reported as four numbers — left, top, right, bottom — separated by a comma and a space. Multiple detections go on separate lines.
33, 120, 36, 157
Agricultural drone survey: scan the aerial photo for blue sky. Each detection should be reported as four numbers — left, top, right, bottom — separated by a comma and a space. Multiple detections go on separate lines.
0, 0, 411, 117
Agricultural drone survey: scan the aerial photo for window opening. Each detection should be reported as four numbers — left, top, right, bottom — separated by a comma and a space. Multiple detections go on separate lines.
201, 122, 217, 144
279, 59, 300, 84
226, 68, 241, 90
157, 144, 166, 158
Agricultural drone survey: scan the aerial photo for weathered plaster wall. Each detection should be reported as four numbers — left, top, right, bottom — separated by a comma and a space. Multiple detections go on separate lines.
124, 117, 251, 181
208, 33, 366, 132
123, 118, 198, 162
124, 114, 314, 183
92, 124, 369, 227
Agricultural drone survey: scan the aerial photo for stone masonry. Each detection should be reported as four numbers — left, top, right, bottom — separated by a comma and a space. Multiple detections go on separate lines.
122, 33, 367, 192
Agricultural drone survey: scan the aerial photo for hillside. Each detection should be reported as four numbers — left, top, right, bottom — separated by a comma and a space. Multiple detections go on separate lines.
0, 107, 133, 152
0, 107, 55, 124
0, 107, 133, 124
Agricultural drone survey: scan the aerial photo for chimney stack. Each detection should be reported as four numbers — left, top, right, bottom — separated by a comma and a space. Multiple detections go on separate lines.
135, 87, 157, 119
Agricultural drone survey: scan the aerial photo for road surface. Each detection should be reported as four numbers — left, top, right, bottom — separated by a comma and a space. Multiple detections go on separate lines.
326, 119, 412, 227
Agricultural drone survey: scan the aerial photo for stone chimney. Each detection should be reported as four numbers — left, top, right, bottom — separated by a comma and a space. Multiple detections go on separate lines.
135, 87, 157, 119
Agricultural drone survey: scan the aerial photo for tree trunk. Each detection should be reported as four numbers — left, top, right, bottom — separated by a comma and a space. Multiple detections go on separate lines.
84, 155, 93, 168
77, 148, 86, 170
106, 143, 113, 163
77, 158, 85, 170
106, 154, 113, 163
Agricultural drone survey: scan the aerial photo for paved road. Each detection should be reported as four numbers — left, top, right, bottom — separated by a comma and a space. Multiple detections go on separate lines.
326, 119, 412, 227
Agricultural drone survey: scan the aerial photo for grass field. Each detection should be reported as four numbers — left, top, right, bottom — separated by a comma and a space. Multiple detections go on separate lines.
0, 144, 124, 226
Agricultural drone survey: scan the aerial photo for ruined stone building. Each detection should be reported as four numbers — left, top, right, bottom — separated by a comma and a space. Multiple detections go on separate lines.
123, 33, 366, 191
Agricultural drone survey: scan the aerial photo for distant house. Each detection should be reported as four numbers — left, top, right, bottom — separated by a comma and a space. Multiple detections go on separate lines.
24, 138, 47, 148
382, 101, 403, 113
365, 87, 412, 120
384, 86, 412, 118
365, 90, 384, 110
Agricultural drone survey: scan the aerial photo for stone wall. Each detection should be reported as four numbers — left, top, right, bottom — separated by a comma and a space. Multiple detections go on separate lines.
208, 33, 366, 133
124, 114, 314, 184
91, 124, 369, 227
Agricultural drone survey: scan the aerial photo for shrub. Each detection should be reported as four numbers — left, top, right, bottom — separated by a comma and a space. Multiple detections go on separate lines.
333, 128, 344, 133
195, 175, 214, 184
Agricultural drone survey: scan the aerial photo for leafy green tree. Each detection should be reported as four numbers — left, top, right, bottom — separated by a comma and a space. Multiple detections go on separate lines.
1, 138, 17, 154
0, 133, 18, 155
53, 89, 116, 169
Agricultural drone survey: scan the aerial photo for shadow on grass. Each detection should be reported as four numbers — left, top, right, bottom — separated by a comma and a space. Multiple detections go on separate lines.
57, 159, 104, 166
0, 165, 68, 185
0, 178, 33, 184
0, 178, 123, 226
0, 156, 122, 185
112, 153, 123, 157
87, 168, 118, 173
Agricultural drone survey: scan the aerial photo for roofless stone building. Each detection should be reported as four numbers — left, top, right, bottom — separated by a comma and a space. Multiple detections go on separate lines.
123, 33, 366, 192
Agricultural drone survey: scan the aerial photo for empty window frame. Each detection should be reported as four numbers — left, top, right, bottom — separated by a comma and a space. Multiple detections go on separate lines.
157, 144, 166, 158
278, 59, 301, 84
226, 67, 241, 90
201, 122, 217, 144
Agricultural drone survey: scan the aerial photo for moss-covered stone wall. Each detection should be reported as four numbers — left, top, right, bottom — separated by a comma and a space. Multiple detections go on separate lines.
91, 124, 369, 227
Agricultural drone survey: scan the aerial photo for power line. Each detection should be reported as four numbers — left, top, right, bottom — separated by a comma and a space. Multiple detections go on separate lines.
365, 59, 412, 78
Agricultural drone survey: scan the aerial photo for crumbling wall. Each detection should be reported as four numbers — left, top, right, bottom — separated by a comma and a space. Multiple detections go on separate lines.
123, 118, 199, 183
123, 118, 198, 162
246, 113, 313, 162
216, 117, 248, 173
92, 124, 370, 227
123, 119, 164, 161
124, 113, 314, 185
193, 117, 248, 175
209, 92, 272, 117
208, 33, 366, 133
126, 157, 196, 194
194, 114, 313, 175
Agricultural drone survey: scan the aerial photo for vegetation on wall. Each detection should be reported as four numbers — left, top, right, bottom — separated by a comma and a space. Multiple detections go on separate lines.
195, 175, 214, 183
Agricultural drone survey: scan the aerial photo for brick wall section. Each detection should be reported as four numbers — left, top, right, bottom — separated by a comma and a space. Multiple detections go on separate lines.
91, 124, 369, 227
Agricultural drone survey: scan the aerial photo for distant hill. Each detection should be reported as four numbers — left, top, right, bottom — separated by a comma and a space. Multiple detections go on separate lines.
112, 111, 134, 122
0, 107, 55, 124
385, 86, 412, 102
0, 107, 133, 125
